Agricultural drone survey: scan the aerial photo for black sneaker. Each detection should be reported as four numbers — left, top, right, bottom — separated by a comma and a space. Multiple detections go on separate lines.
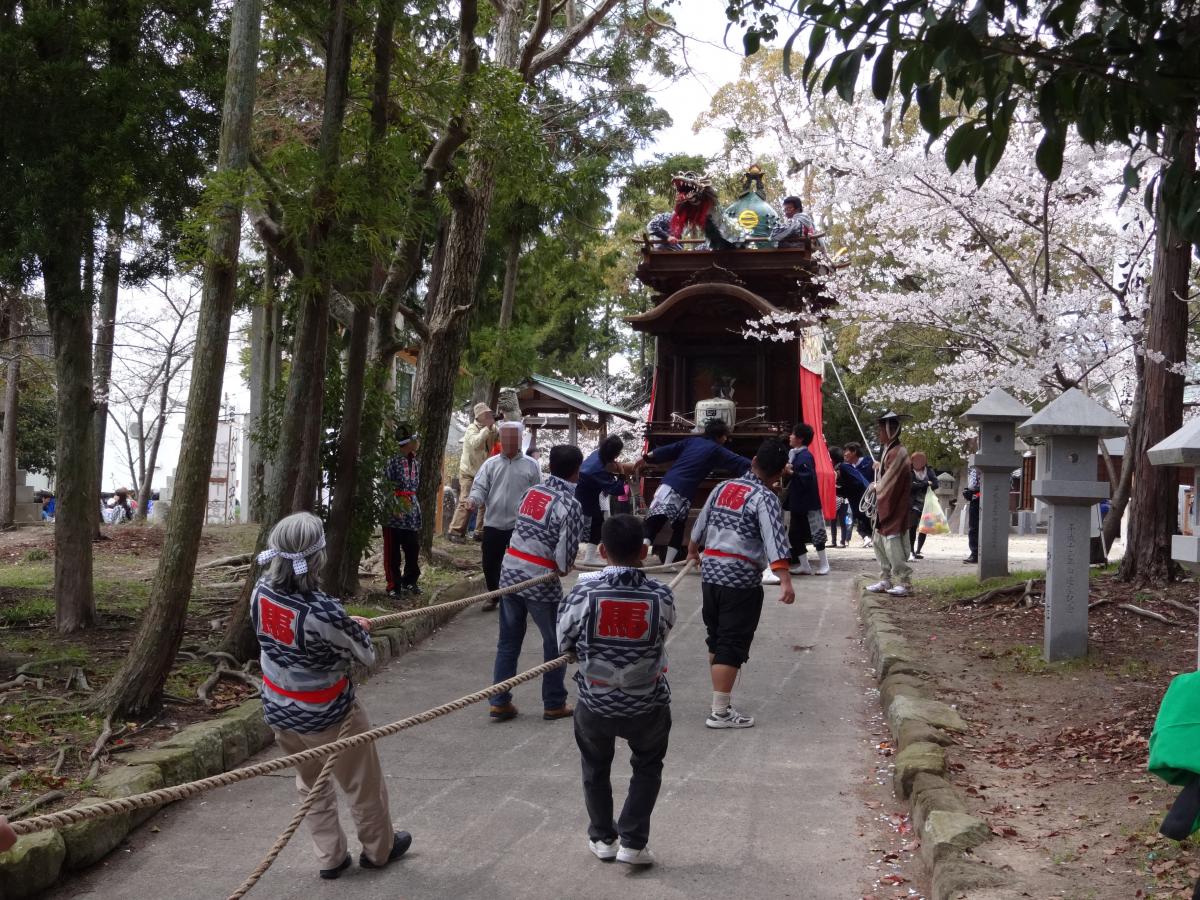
406, 584, 422, 596
360, 831, 412, 870
962, 555, 978, 564
320, 855, 352, 880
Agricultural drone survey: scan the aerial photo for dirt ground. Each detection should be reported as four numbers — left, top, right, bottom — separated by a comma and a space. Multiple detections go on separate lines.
0, 522, 465, 825
858, 532, 1200, 900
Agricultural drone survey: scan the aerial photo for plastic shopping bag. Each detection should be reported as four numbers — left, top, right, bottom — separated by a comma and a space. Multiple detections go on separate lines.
918, 487, 950, 535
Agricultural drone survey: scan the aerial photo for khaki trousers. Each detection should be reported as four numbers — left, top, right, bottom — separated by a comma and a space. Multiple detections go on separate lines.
872, 530, 913, 587
448, 474, 485, 536
273, 700, 394, 869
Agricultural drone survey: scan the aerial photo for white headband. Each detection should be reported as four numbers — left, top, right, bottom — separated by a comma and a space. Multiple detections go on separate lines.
257, 535, 326, 575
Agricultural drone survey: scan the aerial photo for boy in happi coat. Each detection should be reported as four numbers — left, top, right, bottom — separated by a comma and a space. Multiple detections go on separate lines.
383, 423, 421, 595
688, 439, 795, 729
558, 514, 676, 867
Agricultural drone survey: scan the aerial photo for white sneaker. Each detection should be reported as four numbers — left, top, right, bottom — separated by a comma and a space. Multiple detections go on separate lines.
616, 845, 655, 867
886, 584, 911, 597
865, 580, 892, 593
814, 550, 830, 576
761, 568, 781, 585
579, 543, 601, 566
589, 838, 618, 861
862, 537, 873, 548
789, 557, 812, 576
705, 706, 755, 729
907, 553, 916, 562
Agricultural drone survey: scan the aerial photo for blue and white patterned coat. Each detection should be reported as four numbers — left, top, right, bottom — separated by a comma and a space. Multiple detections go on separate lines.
690, 473, 791, 588
385, 453, 421, 531
558, 567, 676, 717
251, 581, 374, 733
499, 475, 584, 604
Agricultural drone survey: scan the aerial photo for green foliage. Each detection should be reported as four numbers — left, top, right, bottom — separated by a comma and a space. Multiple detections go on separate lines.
0, 0, 226, 291
727, 0, 1200, 239
0, 356, 58, 476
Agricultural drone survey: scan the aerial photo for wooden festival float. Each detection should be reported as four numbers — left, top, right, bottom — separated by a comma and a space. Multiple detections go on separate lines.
628, 167, 841, 530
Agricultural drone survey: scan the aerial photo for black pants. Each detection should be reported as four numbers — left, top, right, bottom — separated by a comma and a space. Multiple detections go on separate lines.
967, 497, 980, 556
847, 491, 871, 539
574, 703, 671, 851
643, 513, 686, 561
587, 512, 605, 545
481, 527, 514, 592
383, 527, 420, 591
701, 582, 765, 668
907, 523, 928, 553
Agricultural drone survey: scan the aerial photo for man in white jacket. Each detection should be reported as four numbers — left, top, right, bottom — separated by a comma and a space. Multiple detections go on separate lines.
448, 403, 497, 543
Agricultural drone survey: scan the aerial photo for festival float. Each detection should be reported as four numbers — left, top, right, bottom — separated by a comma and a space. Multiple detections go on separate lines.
630, 165, 842, 536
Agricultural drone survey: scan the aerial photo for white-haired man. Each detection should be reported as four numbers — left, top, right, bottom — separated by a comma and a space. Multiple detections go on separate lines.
468, 420, 541, 609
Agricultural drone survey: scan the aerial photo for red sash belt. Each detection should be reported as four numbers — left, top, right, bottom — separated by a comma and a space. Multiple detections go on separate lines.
394, 490, 415, 497
703, 548, 755, 565
262, 674, 348, 704
506, 547, 558, 570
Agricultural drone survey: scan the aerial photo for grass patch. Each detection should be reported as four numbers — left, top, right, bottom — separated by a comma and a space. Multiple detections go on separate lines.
164, 661, 217, 697
0, 563, 53, 590
0, 594, 55, 625
22, 548, 49, 563
345, 603, 391, 618
919, 569, 1045, 606
1001, 643, 1097, 674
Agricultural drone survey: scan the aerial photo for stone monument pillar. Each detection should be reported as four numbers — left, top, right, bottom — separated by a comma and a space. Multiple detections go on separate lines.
1147, 419, 1200, 667
1017, 389, 1127, 661
935, 472, 956, 526
961, 389, 1032, 580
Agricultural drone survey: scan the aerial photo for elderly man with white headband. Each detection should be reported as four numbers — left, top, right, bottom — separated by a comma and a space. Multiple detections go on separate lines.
252, 512, 412, 880
467, 419, 542, 610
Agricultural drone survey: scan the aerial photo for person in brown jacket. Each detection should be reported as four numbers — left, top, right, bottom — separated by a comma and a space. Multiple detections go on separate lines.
865, 412, 913, 597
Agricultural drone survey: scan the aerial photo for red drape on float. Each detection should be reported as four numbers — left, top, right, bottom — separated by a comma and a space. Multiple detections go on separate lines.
799, 366, 837, 521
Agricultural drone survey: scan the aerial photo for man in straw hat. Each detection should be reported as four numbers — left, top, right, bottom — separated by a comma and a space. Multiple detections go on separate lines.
449, 402, 498, 543
865, 411, 914, 597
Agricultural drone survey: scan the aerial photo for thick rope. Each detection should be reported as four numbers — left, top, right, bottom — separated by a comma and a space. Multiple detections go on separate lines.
10, 654, 572, 837
11, 560, 697, 843
573, 560, 687, 574
367, 572, 557, 629
227, 713, 355, 900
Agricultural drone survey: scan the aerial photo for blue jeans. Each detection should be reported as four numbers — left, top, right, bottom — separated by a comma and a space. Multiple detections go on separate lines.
490, 594, 567, 710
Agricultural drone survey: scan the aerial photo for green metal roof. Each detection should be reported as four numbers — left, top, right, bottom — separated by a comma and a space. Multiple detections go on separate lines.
523, 374, 638, 421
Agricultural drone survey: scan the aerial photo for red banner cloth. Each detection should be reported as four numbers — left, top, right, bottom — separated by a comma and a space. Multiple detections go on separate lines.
799, 366, 838, 521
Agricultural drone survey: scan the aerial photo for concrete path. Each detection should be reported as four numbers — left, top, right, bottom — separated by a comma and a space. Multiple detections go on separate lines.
57, 570, 875, 899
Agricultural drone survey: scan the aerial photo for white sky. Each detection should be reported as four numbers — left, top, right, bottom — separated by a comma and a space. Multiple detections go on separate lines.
88, 1, 748, 497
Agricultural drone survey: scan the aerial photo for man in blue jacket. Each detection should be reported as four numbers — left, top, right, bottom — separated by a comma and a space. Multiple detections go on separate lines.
843, 442, 876, 547
641, 421, 751, 564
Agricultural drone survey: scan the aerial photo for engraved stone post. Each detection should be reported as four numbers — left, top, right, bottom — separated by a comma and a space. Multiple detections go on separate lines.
962, 389, 1032, 580
1147, 420, 1200, 667
1017, 389, 1127, 661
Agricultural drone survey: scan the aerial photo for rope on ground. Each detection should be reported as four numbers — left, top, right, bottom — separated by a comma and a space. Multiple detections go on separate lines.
11, 561, 696, 847
10, 654, 573, 837
227, 714, 355, 900
366, 572, 557, 629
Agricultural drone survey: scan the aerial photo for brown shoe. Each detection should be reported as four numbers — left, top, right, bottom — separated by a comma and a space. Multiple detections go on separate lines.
489, 703, 518, 722
543, 704, 574, 720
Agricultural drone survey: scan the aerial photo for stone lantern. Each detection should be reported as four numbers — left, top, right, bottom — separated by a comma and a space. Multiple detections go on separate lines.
962, 388, 1032, 580
1147, 419, 1200, 667
1017, 389, 1127, 661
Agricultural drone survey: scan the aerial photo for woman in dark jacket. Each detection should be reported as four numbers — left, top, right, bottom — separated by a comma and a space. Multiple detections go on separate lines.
907, 452, 939, 559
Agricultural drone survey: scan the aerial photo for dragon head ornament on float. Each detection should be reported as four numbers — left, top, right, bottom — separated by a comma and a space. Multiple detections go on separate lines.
668, 171, 741, 250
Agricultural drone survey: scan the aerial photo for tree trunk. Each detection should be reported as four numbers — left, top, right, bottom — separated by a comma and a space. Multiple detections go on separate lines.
43, 244, 97, 632
92, 209, 123, 532
0, 355, 19, 527
221, 0, 356, 657
136, 359, 172, 520
324, 300, 372, 595
91, 0, 262, 716
1103, 349, 1143, 549
245, 251, 276, 523
1116, 117, 1196, 584
487, 224, 522, 405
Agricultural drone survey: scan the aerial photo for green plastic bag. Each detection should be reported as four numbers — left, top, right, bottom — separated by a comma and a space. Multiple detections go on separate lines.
918, 488, 949, 536
1149, 671, 1200, 787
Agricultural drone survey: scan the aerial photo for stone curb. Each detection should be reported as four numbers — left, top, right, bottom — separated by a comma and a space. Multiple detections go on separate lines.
0, 574, 486, 898
858, 584, 1022, 900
